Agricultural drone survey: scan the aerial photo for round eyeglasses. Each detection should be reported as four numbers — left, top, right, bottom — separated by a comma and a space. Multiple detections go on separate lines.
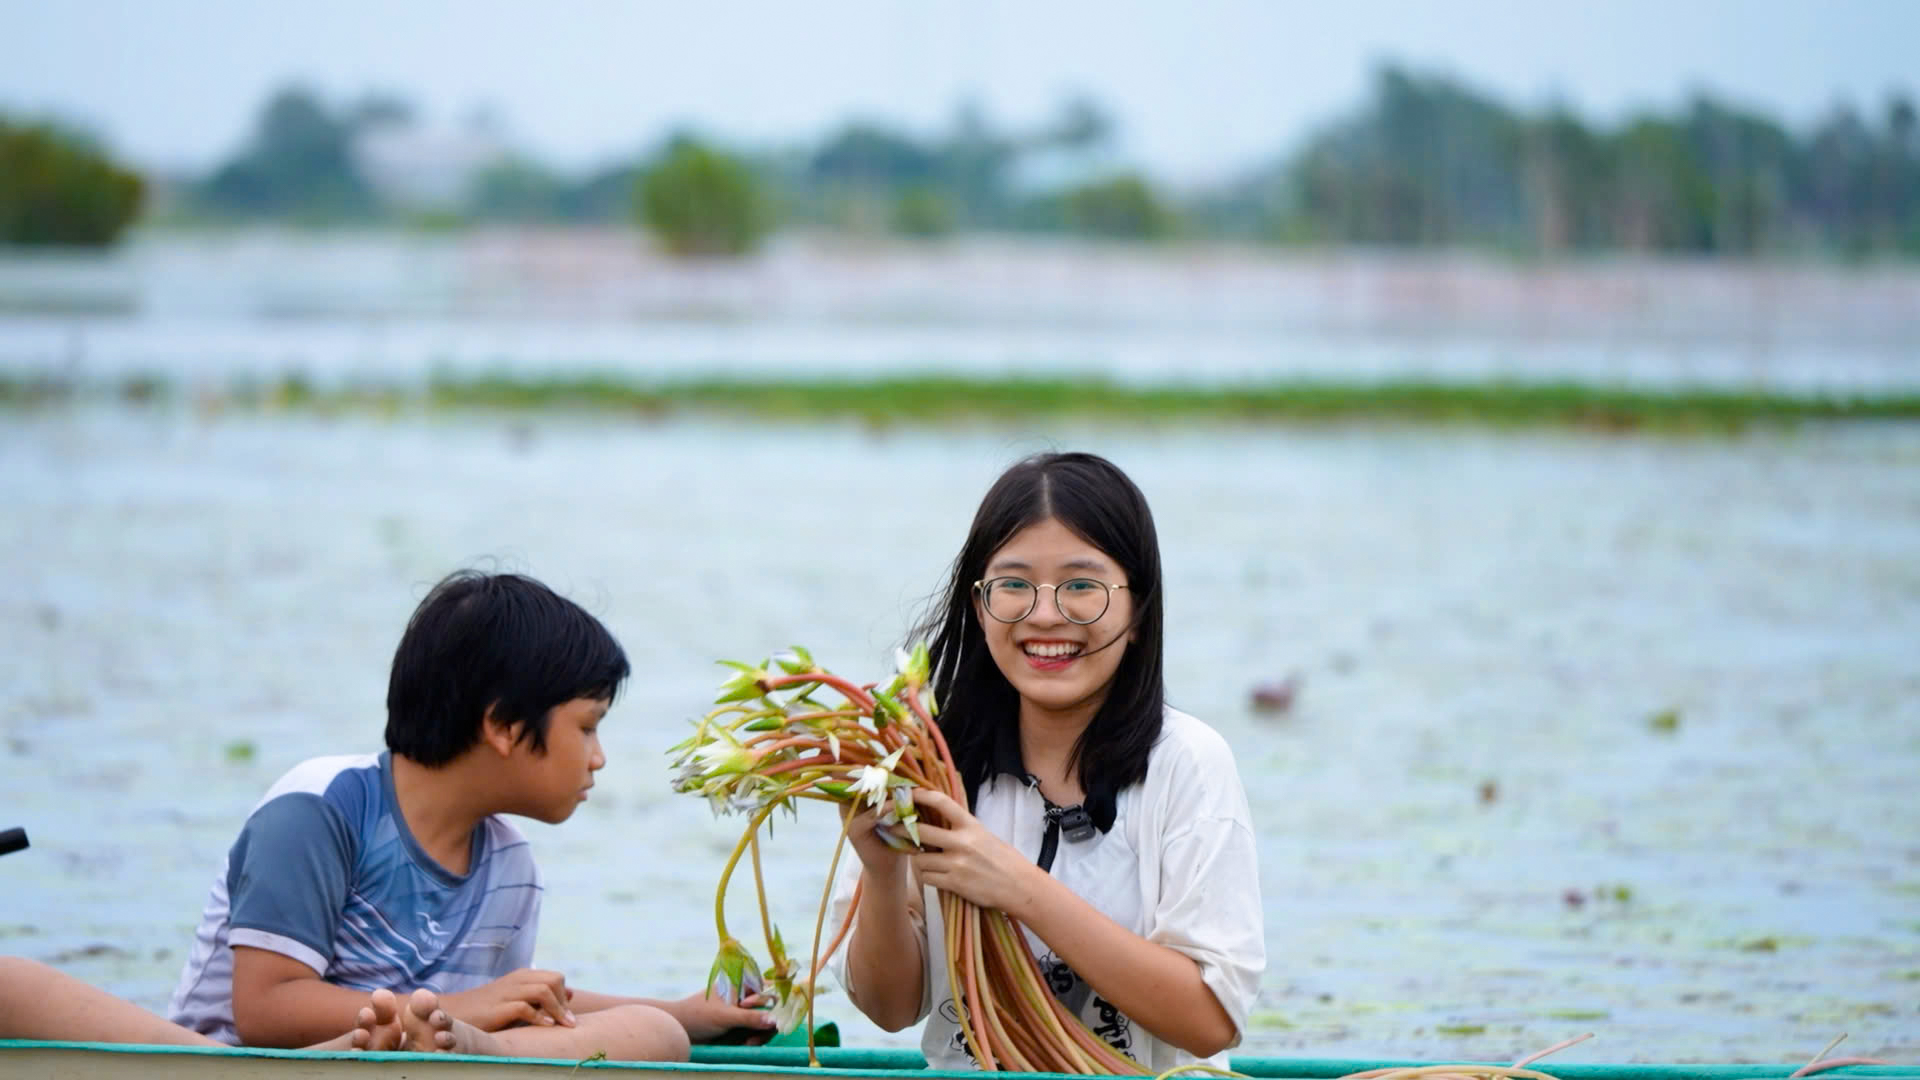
973, 577, 1129, 625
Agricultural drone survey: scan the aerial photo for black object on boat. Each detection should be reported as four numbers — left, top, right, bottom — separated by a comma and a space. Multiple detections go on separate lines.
0, 827, 27, 857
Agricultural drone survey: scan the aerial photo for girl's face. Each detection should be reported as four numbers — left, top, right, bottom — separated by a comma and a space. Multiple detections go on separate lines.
975, 516, 1134, 727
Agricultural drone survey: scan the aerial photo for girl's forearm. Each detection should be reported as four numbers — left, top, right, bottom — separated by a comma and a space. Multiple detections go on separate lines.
842, 864, 926, 1032
1009, 875, 1238, 1058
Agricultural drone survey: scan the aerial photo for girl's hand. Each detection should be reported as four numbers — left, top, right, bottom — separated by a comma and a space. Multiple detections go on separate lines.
907, 788, 1047, 918
843, 801, 913, 876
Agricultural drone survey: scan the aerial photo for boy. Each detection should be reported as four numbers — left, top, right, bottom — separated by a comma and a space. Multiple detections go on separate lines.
167, 570, 772, 1060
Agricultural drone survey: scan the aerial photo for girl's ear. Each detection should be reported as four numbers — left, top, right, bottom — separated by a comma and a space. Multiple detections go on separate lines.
479, 703, 518, 758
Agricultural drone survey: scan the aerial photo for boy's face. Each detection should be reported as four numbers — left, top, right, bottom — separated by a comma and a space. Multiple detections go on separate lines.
515, 696, 609, 824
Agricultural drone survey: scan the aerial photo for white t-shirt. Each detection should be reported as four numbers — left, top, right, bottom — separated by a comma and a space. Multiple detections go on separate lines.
830, 707, 1265, 1072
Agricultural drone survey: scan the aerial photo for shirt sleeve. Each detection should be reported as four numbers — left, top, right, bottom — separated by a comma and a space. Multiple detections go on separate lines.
1146, 733, 1266, 1048
224, 792, 357, 976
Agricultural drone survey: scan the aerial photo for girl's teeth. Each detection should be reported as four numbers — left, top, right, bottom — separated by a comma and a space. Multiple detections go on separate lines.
1024, 643, 1081, 658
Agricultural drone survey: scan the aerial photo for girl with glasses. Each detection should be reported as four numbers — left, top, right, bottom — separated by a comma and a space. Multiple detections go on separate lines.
831, 452, 1264, 1072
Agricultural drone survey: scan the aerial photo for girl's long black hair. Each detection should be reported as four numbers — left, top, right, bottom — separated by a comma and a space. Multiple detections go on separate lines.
911, 452, 1165, 832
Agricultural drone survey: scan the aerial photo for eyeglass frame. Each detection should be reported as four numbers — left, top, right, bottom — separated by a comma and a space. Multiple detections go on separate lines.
971, 576, 1131, 625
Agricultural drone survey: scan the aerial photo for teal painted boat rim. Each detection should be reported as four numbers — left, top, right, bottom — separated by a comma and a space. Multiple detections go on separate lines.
690, 1048, 1919, 1080
2, 1041, 1916, 1078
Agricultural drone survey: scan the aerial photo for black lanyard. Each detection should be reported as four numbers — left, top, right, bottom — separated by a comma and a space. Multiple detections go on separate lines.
1026, 774, 1095, 873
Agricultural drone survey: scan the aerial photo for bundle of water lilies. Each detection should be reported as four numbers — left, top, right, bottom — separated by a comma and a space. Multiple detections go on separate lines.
670, 643, 1153, 1072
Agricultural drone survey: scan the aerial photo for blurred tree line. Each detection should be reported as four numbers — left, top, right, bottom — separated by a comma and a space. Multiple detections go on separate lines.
4, 65, 1915, 255
0, 119, 144, 245
1209, 66, 1919, 256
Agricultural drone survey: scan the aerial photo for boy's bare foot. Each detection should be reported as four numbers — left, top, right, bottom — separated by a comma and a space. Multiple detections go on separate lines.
350, 988, 406, 1051
402, 987, 504, 1056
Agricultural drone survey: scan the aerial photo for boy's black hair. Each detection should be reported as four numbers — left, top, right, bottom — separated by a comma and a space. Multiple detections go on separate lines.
912, 451, 1165, 833
386, 571, 630, 767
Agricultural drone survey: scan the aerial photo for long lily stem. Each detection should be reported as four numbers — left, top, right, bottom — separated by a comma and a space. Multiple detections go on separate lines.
748, 832, 780, 971
804, 803, 856, 1068
713, 801, 781, 943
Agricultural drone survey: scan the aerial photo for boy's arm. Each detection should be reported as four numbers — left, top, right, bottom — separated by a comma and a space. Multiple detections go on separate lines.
567, 988, 776, 1043
221, 791, 365, 1047
235, 948, 576, 1043
231, 947, 384, 1047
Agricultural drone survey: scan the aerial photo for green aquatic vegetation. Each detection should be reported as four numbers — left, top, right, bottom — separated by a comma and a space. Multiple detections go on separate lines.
1435, 1023, 1488, 1036
9, 370, 1920, 433
223, 739, 257, 764
1248, 1011, 1296, 1029
1646, 708, 1681, 733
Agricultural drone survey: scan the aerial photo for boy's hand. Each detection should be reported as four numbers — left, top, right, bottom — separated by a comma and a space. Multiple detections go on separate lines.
440, 969, 576, 1030
670, 990, 777, 1044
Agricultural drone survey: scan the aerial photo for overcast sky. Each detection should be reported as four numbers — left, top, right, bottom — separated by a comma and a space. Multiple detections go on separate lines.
3, 0, 1915, 184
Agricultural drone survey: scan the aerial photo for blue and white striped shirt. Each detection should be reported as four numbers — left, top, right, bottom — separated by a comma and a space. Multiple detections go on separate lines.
168, 753, 542, 1043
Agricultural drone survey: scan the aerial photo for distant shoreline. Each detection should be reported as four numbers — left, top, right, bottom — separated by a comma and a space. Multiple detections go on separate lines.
6, 371, 1917, 433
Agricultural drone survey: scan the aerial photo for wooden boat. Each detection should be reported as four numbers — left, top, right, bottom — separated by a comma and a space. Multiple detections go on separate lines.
3, 1040, 1914, 1080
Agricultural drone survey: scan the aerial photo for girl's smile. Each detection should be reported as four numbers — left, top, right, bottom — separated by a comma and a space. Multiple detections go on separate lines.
1018, 638, 1085, 670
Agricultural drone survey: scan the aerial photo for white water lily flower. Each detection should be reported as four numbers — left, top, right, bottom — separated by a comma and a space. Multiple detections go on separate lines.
693, 741, 754, 776
893, 784, 921, 846
671, 759, 705, 792
849, 746, 906, 807
894, 647, 914, 677
771, 980, 814, 1034
700, 771, 763, 817
827, 731, 841, 762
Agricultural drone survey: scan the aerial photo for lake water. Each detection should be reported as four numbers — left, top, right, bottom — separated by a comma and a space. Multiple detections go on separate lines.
3, 231, 1918, 393
1, 234, 1917, 1065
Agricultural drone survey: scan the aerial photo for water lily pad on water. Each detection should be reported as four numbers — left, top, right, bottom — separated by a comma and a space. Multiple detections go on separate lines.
224, 739, 256, 764
1249, 1011, 1296, 1029
1436, 1023, 1487, 1036
1546, 1008, 1610, 1021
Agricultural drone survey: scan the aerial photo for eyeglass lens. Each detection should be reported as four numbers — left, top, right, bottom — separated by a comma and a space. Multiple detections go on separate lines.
980, 578, 1111, 624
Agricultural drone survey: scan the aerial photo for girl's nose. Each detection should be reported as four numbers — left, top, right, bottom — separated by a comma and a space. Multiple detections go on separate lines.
1029, 585, 1069, 624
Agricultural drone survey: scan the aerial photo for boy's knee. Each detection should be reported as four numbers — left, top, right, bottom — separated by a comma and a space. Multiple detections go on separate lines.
597, 1003, 690, 1063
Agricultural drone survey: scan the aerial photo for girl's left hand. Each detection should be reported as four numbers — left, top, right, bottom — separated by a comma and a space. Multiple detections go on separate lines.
908, 789, 1047, 918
